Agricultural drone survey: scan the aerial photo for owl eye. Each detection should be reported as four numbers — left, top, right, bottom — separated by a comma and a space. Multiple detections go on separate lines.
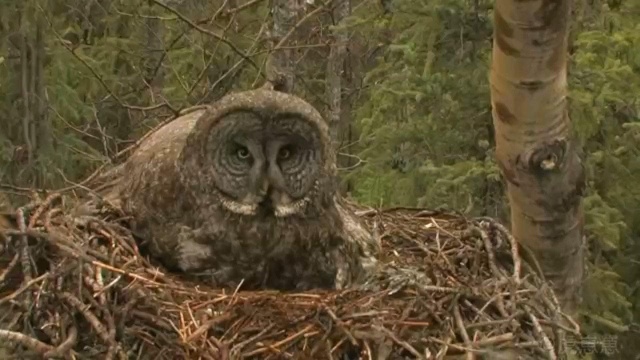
278, 145, 295, 160
236, 146, 251, 160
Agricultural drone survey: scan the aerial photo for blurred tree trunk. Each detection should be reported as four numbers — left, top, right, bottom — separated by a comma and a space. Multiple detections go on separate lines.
489, 0, 585, 313
15, 6, 51, 187
325, 0, 349, 148
339, 44, 357, 195
144, 2, 166, 101
19, 14, 34, 168
34, 15, 52, 162
326, 0, 357, 194
266, 0, 297, 92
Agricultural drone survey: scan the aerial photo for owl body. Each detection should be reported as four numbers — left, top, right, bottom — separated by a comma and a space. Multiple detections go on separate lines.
100, 90, 378, 290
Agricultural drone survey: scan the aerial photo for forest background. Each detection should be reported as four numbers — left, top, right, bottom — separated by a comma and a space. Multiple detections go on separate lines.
0, 0, 638, 356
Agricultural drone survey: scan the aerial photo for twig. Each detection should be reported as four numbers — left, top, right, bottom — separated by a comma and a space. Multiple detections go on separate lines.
0, 329, 55, 355
0, 272, 50, 306
42, 325, 78, 358
16, 207, 32, 291
59, 292, 126, 360
373, 325, 425, 359
186, 314, 233, 343
242, 324, 313, 356
251, 1, 330, 88
151, 0, 259, 71
526, 305, 557, 360
0, 253, 20, 283
453, 299, 474, 360
226, 0, 265, 15
324, 307, 358, 346
229, 325, 273, 357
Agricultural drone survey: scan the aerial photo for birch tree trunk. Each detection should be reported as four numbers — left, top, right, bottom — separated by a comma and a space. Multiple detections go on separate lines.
490, 0, 585, 313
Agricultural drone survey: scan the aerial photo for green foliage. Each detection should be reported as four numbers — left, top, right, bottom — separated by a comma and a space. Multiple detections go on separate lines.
0, 0, 267, 187
567, 1, 640, 335
347, 0, 640, 343
347, 0, 501, 217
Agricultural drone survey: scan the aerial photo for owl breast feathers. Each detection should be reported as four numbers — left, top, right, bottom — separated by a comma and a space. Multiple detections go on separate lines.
98, 89, 379, 290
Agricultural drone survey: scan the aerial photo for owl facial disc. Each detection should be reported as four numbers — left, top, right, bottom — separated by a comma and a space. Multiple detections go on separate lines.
194, 109, 325, 218
216, 128, 316, 218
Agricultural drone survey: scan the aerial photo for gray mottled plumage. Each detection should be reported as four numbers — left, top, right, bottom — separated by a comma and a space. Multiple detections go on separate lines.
96, 89, 378, 291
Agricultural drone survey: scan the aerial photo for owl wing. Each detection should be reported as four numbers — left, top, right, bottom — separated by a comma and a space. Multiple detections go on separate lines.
91, 110, 210, 271
100, 109, 207, 201
333, 197, 380, 289
335, 197, 380, 255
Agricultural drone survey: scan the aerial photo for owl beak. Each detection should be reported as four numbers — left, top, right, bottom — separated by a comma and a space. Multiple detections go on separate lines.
258, 178, 270, 197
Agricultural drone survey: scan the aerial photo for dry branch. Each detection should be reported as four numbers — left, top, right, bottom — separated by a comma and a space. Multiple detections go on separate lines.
0, 192, 577, 359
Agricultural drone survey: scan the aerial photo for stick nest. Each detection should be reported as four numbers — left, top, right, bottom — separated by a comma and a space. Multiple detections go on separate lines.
0, 192, 578, 359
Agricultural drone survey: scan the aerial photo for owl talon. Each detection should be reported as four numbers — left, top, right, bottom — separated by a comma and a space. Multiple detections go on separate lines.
175, 227, 212, 272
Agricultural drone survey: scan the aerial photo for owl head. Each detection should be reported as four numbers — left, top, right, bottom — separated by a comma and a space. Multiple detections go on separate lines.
178, 89, 337, 218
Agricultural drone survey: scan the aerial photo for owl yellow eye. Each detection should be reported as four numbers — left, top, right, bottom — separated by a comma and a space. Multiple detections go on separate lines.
236, 146, 250, 159
278, 146, 294, 160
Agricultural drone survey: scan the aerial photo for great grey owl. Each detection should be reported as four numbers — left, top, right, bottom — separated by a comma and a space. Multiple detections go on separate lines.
93, 89, 379, 291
